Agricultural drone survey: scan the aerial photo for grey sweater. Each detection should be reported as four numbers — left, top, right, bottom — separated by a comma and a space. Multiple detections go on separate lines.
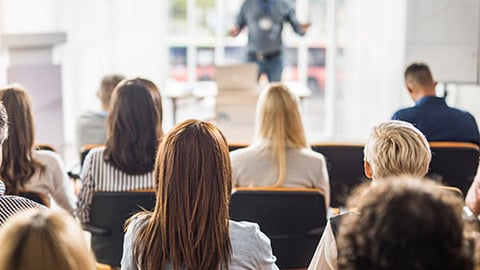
121, 218, 279, 270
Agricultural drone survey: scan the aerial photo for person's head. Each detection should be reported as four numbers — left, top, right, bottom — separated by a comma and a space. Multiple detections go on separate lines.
0, 209, 97, 270
0, 85, 44, 193
131, 119, 232, 270
255, 83, 308, 186
404, 62, 437, 101
364, 120, 431, 180
97, 74, 125, 110
104, 78, 162, 175
337, 177, 474, 270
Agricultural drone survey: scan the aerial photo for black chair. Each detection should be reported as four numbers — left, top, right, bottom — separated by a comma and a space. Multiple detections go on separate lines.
228, 142, 249, 152
311, 143, 367, 208
84, 191, 156, 267
229, 188, 327, 269
18, 191, 50, 207
428, 142, 480, 196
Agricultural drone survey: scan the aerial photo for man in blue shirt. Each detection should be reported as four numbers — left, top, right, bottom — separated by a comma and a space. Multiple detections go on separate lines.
392, 62, 480, 145
230, 0, 310, 82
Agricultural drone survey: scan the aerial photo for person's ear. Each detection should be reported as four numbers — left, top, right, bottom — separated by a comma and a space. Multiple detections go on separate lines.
433, 80, 438, 88
364, 161, 373, 179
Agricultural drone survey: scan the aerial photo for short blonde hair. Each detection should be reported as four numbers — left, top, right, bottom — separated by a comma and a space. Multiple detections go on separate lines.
255, 83, 308, 186
364, 120, 431, 179
0, 209, 96, 270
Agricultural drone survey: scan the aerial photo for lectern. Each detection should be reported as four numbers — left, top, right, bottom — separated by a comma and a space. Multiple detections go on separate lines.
1, 32, 66, 154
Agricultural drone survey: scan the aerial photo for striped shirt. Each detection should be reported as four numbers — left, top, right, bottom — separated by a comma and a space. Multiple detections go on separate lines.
0, 181, 45, 226
75, 147, 154, 223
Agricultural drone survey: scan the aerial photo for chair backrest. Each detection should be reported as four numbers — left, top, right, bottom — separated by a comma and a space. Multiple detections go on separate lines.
311, 143, 367, 208
228, 142, 249, 152
86, 191, 156, 267
18, 191, 50, 207
229, 188, 327, 269
80, 144, 104, 166
34, 143, 57, 152
428, 142, 480, 196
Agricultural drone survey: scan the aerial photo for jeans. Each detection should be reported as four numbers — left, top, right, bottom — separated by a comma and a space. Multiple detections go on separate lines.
246, 53, 283, 82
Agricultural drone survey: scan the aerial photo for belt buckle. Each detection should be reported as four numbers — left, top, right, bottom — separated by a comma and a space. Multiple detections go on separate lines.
256, 52, 265, 61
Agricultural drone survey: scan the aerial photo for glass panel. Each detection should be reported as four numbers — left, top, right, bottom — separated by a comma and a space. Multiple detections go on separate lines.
307, 47, 326, 95
169, 46, 188, 81
195, 0, 216, 36
169, 0, 187, 35
197, 47, 215, 81
224, 46, 244, 63
282, 47, 299, 82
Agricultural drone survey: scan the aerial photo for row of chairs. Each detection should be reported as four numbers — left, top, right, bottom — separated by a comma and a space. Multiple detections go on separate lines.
36, 141, 479, 269
231, 141, 480, 207
86, 188, 327, 269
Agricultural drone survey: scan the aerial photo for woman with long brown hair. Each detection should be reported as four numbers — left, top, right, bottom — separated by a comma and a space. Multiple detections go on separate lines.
76, 78, 163, 223
0, 84, 76, 213
121, 120, 278, 270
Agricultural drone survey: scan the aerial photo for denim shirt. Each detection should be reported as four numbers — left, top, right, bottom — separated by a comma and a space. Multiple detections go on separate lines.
236, 0, 305, 54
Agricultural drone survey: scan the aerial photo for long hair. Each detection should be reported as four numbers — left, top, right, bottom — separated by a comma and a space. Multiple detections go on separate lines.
104, 78, 162, 174
129, 120, 232, 270
136, 77, 164, 138
255, 83, 308, 186
0, 209, 97, 270
0, 85, 45, 194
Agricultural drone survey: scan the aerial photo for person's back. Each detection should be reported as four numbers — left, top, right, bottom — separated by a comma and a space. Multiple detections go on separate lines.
392, 62, 480, 145
308, 120, 432, 270
230, 83, 330, 206
76, 74, 124, 148
337, 178, 474, 270
76, 78, 163, 223
121, 120, 278, 270
0, 85, 76, 213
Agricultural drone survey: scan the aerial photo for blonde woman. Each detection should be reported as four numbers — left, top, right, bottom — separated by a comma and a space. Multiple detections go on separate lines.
230, 83, 330, 205
0, 209, 96, 270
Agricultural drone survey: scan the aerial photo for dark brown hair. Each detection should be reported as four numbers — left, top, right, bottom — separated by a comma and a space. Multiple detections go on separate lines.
404, 62, 434, 87
337, 177, 474, 270
104, 78, 162, 175
0, 85, 45, 194
129, 120, 232, 270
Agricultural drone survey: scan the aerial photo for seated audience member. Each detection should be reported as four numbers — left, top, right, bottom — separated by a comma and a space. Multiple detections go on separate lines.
0, 102, 45, 225
76, 74, 125, 148
230, 83, 330, 206
465, 165, 480, 215
121, 120, 278, 270
337, 178, 474, 270
0, 180, 44, 226
308, 120, 431, 270
0, 209, 96, 270
76, 78, 163, 223
392, 62, 480, 145
0, 85, 76, 213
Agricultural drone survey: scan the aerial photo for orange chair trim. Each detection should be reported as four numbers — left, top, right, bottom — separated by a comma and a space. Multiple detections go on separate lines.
80, 143, 105, 152
232, 187, 325, 194
429, 141, 480, 151
310, 142, 365, 147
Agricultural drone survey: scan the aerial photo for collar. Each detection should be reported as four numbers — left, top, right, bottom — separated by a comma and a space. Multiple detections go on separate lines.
415, 95, 446, 106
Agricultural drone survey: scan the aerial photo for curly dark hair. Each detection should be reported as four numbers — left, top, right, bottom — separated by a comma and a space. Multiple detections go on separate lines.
337, 177, 474, 270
